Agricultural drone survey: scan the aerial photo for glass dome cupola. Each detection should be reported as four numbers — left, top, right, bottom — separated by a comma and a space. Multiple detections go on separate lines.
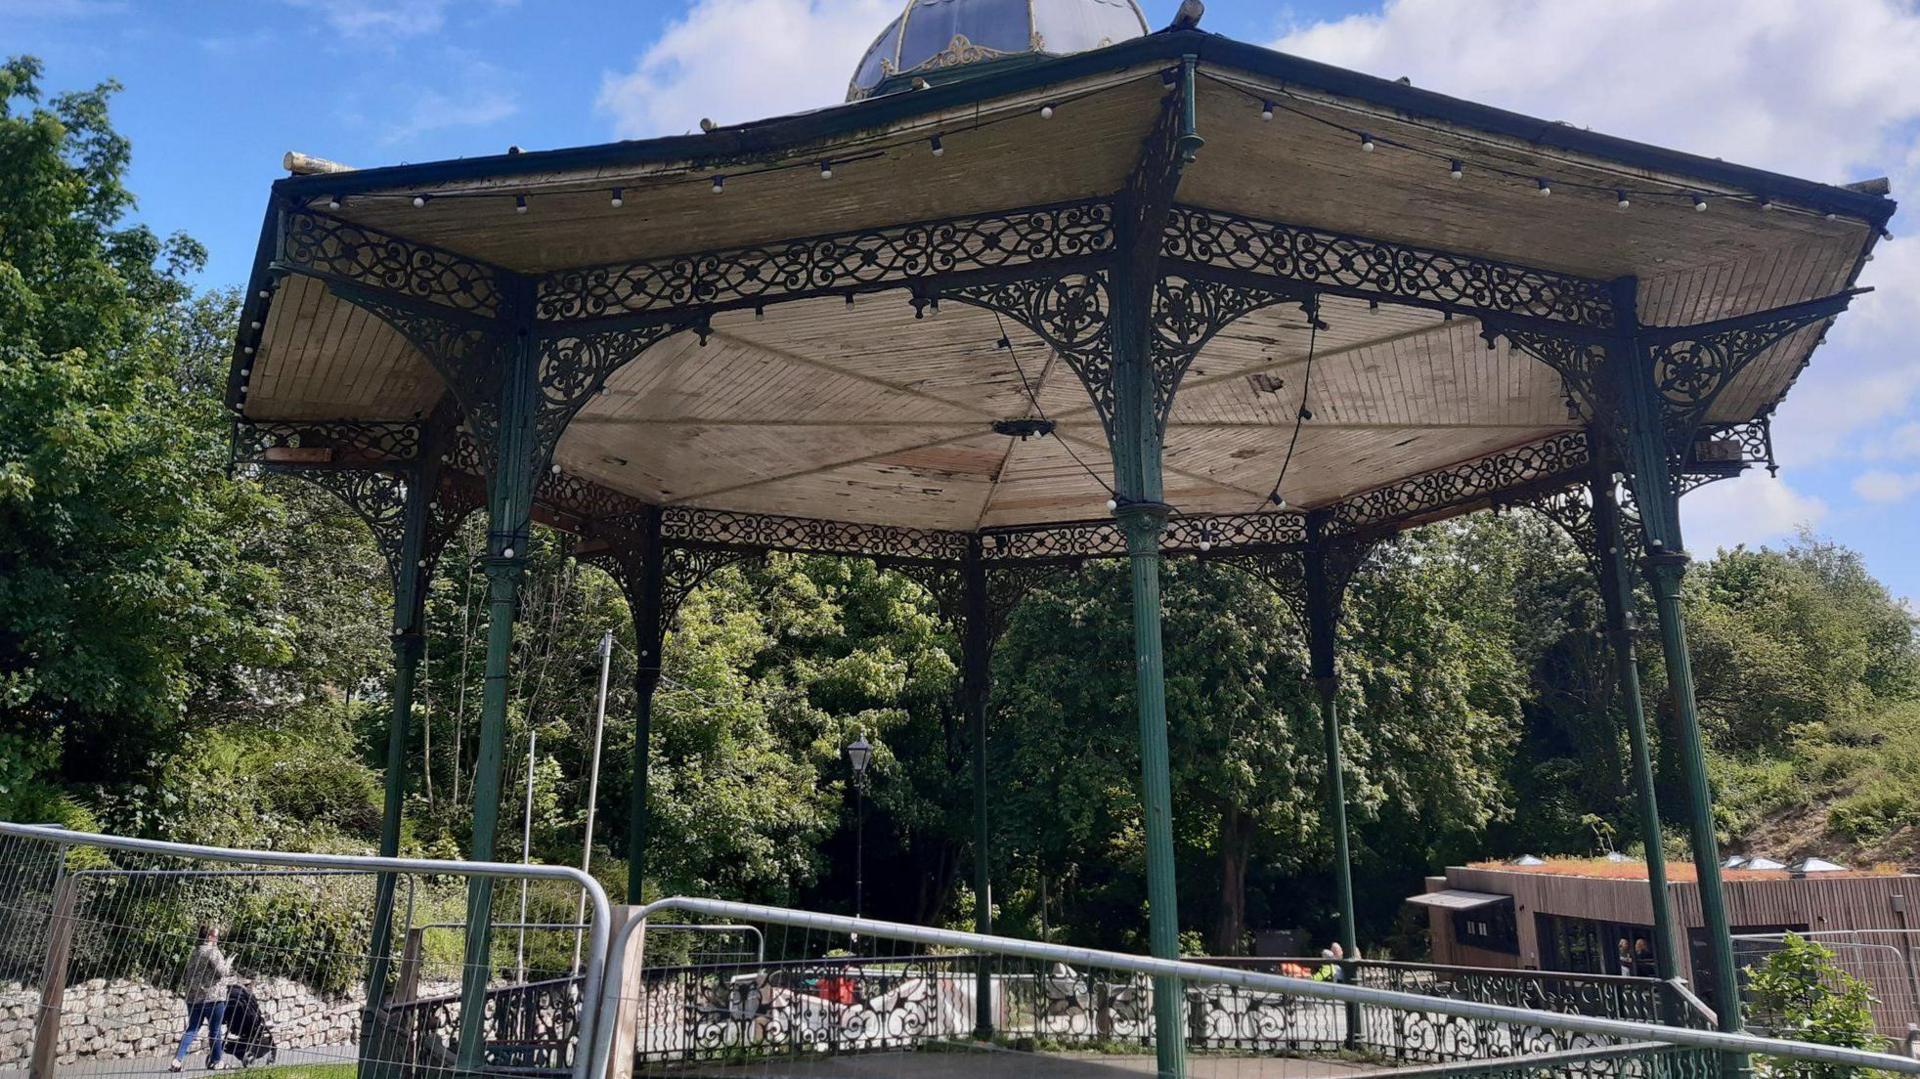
849, 0, 1150, 101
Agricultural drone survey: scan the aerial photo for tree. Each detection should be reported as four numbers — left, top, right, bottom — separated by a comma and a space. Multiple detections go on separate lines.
1746, 934, 1882, 1079
0, 57, 284, 800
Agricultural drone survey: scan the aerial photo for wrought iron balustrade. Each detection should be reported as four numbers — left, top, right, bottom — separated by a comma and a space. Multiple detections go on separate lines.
383, 974, 583, 1076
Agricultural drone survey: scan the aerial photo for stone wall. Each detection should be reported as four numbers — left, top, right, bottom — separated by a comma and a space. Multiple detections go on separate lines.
0, 977, 371, 1067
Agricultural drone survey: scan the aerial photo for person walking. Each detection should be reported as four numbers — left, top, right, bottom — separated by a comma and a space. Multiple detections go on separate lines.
172, 923, 232, 1071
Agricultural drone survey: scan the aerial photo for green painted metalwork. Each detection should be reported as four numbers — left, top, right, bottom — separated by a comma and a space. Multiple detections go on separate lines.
961, 538, 994, 1038
456, 283, 544, 1076
1589, 470, 1680, 989
1605, 279, 1745, 1077
1303, 535, 1361, 1045
625, 508, 667, 902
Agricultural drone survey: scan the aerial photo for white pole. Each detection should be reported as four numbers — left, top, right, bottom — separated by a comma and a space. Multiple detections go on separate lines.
518, 726, 537, 983
573, 629, 614, 973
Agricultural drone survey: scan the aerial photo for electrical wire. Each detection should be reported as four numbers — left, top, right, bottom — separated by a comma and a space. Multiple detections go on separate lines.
990, 309, 1117, 500
1255, 315, 1319, 513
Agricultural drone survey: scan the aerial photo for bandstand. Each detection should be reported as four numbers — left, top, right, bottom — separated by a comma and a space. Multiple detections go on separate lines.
223, 2, 1894, 1076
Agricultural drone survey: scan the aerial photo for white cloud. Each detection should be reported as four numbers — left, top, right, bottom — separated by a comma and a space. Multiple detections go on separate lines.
282, 0, 518, 42
1275, 0, 1920, 528
597, 0, 894, 138
1852, 469, 1920, 503
1679, 474, 1828, 556
1272, 0, 1920, 181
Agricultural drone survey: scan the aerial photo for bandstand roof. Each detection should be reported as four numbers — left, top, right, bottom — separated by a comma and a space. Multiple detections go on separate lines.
228, 25, 1893, 562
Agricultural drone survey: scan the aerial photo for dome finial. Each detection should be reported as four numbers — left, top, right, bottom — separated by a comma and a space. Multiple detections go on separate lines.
849, 0, 1150, 101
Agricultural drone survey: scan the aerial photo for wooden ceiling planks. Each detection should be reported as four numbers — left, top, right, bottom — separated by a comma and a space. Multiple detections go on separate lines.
249, 275, 441, 421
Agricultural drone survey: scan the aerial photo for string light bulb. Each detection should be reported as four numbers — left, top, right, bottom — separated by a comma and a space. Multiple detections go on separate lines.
1692, 194, 1708, 212
1616, 191, 1631, 211
1449, 160, 1463, 180
1359, 133, 1375, 152
712, 175, 725, 194
610, 188, 624, 207
929, 134, 943, 157
819, 160, 833, 180
1536, 179, 1551, 197
326, 195, 341, 210
1040, 104, 1055, 119
412, 194, 428, 208
1105, 498, 1118, 511
1260, 101, 1274, 122
1270, 494, 1288, 509
1758, 197, 1773, 212
515, 195, 528, 214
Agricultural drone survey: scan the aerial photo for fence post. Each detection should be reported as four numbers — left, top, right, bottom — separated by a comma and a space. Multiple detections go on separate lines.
394, 928, 425, 1005
29, 873, 78, 1079
603, 908, 647, 1079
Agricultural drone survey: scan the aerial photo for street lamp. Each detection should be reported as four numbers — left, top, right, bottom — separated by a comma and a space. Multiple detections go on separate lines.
848, 735, 872, 923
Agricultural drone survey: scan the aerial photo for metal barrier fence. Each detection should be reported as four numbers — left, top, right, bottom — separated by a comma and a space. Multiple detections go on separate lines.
608, 898, 1920, 1079
9, 822, 1920, 1079
1733, 930, 1920, 1045
0, 822, 611, 1079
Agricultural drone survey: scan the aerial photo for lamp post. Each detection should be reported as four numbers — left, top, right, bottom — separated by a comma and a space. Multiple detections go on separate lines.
847, 735, 872, 924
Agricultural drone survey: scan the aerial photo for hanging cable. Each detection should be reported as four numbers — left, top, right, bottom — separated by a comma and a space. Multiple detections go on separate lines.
1255, 315, 1319, 512
990, 309, 1118, 500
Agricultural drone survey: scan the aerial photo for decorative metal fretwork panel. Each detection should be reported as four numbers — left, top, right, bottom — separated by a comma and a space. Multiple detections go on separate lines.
342, 292, 511, 455
947, 270, 1115, 426
1149, 275, 1302, 428
1163, 207, 1616, 328
1166, 511, 1308, 554
1481, 323, 1613, 425
1646, 302, 1839, 452
1675, 416, 1775, 495
662, 507, 971, 563
1212, 549, 1309, 627
302, 468, 412, 587
1328, 431, 1592, 537
535, 323, 689, 467
980, 519, 1124, 562
234, 419, 421, 467
1510, 484, 1608, 584
533, 200, 1117, 323
537, 467, 651, 529
661, 547, 761, 626
279, 209, 503, 317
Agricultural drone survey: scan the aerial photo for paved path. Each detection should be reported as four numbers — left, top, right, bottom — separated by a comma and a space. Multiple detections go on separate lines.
1, 1043, 356, 1078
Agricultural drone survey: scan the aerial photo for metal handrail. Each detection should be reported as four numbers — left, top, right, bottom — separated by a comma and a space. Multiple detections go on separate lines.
0, 821, 614, 1079
1665, 977, 1718, 1028
602, 896, 1920, 1077
1196, 954, 1669, 986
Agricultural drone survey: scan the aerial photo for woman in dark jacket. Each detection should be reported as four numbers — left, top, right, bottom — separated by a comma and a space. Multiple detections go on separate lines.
172, 923, 232, 1071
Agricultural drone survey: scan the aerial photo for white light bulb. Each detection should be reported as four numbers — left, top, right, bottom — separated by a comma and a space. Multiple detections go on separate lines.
1198, 539, 1212, 551
412, 195, 427, 208
1616, 193, 1630, 211
1360, 134, 1375, 152
1692, 195, 1707, 213
1260, 103, 1274, 122
1537, 181, 1551, 197
1040, 105, 1054, 119
326, 196, 341, 210
550, 463, 561, 474
1448, 161, 1462, 180
712, 176, 725, 194
1105, 498, 1118, 511
503, 547, 515, 558
819, 161, 833, 179
610, 188, 624, 207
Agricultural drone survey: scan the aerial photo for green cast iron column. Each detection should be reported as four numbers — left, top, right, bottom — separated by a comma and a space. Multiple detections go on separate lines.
457, 288, 543, 1075
1589, 469, 1680, 987
360, 465, 432, 1074
961, 538, 994, 1038
1607, 278, 1744, 1059
626, 507, 666, 903
1303, 536, 1360, 1043
1109, 249, 1186, 1079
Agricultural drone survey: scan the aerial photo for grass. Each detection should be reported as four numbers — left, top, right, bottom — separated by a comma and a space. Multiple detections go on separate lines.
238, 1064, 357, 1079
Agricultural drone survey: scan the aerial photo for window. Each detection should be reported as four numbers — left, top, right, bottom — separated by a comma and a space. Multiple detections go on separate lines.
1538, 914, 1661, 976
1452, 899, 1519, 954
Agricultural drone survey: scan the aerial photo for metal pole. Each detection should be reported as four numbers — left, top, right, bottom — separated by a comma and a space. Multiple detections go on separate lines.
1590, 470, 1680, 988
855, 775, 866, 923
1305, 533, 1362, 1046
961, 539, 994, 1039
362, 462, 432, 1077
457, 280, 543, 1075
518, 726, 537, 984
1606, 278, 1744, 1075
574, 629, 614, 974
626, 508, 666, 903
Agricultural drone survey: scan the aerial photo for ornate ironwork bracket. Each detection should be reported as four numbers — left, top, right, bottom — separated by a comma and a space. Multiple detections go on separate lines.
234, 419, 422, 468
302, 468, 413, 588
1328, 429, 1593, 539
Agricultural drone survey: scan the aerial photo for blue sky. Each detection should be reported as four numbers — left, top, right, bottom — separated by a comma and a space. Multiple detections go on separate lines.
6, 0, 1917, 605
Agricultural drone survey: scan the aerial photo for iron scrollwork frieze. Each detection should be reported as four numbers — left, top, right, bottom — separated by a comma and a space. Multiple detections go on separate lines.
1328, 430, 1592, 537
533, 199, 1118, 323
1150, 274, 1306, 431
1163, 206, 1616, 328
234, 419, 422, 467
661, 506, 972, 563
278, 208, 504, 317
1645, 298, 1844, 453
1675, 416, 1775, 496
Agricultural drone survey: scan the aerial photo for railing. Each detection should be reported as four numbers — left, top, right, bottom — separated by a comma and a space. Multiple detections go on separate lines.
384, 975, 584, 1076
612, 898, 1920, 1079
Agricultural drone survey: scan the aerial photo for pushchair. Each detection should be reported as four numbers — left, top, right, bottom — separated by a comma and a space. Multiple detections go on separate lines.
224, 983, 277, 1068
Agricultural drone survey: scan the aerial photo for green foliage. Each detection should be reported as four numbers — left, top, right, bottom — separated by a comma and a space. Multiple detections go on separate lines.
1746, 934, 1883, 1078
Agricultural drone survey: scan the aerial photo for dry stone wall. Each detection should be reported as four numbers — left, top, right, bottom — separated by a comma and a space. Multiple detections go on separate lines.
0, 977, 374, 1067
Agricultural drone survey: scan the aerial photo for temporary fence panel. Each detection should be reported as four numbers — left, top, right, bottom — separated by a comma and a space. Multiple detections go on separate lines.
0, 822, 610, 1079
